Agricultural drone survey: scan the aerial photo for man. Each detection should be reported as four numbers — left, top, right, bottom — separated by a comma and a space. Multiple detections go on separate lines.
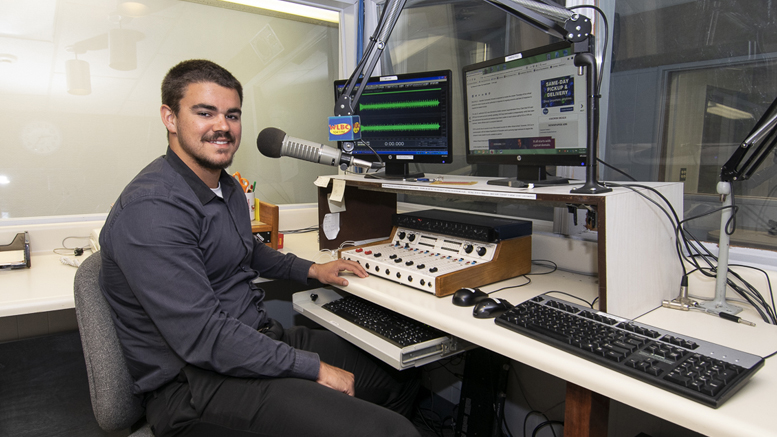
99, 59, 420, 437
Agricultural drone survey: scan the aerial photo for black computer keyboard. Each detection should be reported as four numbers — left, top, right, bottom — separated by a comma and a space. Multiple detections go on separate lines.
495, 295, 765, 408
322, 295, 445, 347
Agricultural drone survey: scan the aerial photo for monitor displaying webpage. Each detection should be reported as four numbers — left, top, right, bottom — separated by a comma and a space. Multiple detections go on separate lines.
464, 45, 588, 157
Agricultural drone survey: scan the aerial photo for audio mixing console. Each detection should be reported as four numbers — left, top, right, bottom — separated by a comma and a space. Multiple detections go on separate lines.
339, 210, 532, 297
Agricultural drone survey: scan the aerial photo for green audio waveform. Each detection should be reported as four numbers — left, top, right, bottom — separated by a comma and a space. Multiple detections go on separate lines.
361, 123, 441, 132
359, 99, 440, 111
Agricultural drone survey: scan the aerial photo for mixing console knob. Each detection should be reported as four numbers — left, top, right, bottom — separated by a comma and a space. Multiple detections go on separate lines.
374, 253, 382, 257
390, 254, 397, 259
464, 244, 474, 254
394, 258, 403, 263
396, 272, 401, 278
420, 280, 425, 286
477, 246, 487, 256
365, 263, 370, 269
408, 233, 416, 242
408, 276, 413, 282
405, 261, 414, 266
398, 231, 406, 240
429, 267, 438, 273
385, 269, 390, 275
417, 264, 426, 269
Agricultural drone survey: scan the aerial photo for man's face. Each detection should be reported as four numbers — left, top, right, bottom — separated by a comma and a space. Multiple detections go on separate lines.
164, 81, 242, 172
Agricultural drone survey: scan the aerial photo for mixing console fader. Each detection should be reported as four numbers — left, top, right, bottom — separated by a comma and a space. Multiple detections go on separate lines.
339, 210, 532, 297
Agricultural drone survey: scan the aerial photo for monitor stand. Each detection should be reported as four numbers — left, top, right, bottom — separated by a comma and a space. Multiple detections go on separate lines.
364, 162, 424, 180
486, 166, 569, 188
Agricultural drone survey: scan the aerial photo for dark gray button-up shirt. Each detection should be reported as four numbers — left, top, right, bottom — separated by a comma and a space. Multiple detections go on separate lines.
99, 147, 319, 395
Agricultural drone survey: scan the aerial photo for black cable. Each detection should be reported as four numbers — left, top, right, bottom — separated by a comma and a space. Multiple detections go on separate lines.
487, 276, 531, 294
523, 411, 556, 437
607, 183, 688, 276
54, 236, 93, 256
597, 157, 638, 181
527, 259, 558, 276
280, 226, 318, 234
531, 420, 563, 437
729, 263, 777, 321
542, 291, 595, 309
415, 407, 445, 437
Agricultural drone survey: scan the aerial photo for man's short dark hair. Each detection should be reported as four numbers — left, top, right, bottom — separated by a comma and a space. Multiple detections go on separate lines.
161, 60, 243, 114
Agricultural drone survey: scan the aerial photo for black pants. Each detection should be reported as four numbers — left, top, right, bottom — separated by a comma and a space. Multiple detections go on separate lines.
144, 321, 421, 437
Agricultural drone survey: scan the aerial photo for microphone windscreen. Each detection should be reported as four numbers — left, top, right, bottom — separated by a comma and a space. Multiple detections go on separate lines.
256, 127, 286, 158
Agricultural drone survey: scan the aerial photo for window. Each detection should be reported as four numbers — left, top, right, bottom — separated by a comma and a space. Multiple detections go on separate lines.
607, 0, 777, 252
0, 0, 340, 219
372, 0, 777, 253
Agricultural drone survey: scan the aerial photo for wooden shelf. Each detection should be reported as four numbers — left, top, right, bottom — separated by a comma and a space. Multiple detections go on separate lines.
251, 201, 279, 250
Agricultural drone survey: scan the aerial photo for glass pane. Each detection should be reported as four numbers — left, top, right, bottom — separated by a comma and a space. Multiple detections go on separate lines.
606, 0, 777, 250
0, 0, 338, 219
376, 0, 562, 219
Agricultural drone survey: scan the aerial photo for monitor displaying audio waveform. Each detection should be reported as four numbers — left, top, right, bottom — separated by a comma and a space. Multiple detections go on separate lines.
334, 69, 453, 179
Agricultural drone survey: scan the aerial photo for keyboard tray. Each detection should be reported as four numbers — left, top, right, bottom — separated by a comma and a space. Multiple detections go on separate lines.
292, 287, 472, 370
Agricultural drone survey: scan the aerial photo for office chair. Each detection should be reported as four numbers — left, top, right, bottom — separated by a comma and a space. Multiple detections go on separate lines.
74, 252, 154, 436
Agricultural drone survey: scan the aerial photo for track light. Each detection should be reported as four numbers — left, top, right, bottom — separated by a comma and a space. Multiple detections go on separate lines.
66, 58, 91, 95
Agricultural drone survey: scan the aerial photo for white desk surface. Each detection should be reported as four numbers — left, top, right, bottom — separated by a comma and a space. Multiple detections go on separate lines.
5, 232, 776, 436
0, 253, 81, 317
281, 231, 777, 437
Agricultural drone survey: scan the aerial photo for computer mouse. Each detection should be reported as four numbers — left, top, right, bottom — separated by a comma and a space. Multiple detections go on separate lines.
452, 288, 488, 307
473, 298, 513, 319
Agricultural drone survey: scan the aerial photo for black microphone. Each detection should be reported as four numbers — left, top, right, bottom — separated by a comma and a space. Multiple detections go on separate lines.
256, 127, 383, 171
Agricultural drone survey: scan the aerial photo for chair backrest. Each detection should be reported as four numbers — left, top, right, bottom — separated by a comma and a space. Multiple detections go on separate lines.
74, 252, 146, 432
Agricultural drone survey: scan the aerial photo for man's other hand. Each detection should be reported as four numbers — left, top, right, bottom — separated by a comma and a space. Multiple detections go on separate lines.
317, 361, 355, 396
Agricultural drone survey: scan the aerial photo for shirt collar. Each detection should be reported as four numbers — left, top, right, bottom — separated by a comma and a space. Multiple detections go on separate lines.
164, 146, 237, 205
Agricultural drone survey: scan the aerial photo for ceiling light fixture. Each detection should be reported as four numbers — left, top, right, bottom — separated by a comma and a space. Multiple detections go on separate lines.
109, 28, 143, 71
65, 55, 91, 96
117, 0, 152, 17
706, 102, 754, 120
220, 0, 339, 23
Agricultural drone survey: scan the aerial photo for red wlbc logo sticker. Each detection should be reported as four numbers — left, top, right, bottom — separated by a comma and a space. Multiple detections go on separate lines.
328, 116, 361, 141
330, 123, 351, 135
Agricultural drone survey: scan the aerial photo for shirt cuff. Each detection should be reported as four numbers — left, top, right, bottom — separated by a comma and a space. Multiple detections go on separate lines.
292, 349, 321, 380
291, 256, 314, 284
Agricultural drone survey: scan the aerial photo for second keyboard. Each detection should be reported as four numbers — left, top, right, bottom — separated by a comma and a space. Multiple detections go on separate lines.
495, 295, 765, 408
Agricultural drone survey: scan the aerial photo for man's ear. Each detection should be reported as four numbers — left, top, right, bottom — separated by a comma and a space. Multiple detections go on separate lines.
160, 105, 177, 134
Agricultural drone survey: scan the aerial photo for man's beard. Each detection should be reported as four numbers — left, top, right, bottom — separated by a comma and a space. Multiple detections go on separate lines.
183, 132, 237, 170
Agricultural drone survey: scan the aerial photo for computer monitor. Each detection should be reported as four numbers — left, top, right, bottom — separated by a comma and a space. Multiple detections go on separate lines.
334, 70, 453, 179
462, 41, 588, 186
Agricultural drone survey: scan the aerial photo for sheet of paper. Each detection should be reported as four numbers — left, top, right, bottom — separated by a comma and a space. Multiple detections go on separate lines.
330, 179, 346, 202
0, 250, 25, 265
323, 213, 341, 240
314, 176, 331, 188
327, 194, 346, 213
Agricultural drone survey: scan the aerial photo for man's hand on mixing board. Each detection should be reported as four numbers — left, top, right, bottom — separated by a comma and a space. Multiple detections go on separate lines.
308, 259, 368, 287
